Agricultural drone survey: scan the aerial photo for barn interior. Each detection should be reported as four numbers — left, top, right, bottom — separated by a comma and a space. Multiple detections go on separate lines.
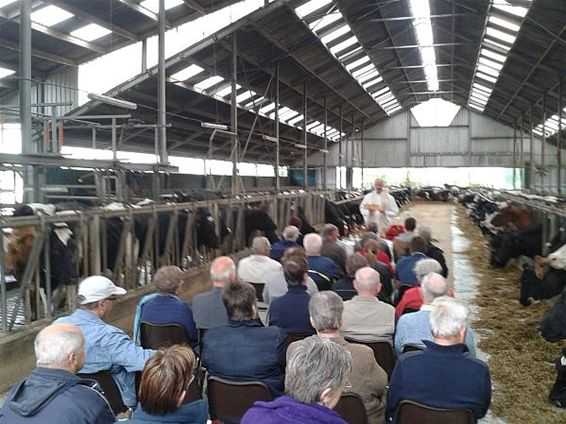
0, 0, 565, 422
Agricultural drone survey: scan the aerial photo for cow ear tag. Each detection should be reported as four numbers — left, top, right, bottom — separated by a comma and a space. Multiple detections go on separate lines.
207, 216, 214, 223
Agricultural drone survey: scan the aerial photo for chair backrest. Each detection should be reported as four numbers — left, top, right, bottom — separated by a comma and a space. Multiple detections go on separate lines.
207, 376, 273, 422
287, 332, 313, 345
249, 282, 265, 302
344, 338, 396, 379
182, 377, 202, 404
335, 392, 369, 424
396, 284, 413, 305
334, 289, 357, 301
140, 322, 188, 349
78, 370, 128, 415
396, 399, 476, 424
402, 344, 424, 353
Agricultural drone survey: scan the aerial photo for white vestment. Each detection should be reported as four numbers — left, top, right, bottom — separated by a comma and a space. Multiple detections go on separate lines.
359, 189, 399, 231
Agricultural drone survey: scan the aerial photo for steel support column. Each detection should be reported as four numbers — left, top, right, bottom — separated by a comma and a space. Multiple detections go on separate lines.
275, 64, 280, 192
519, 115, 524, 188
231, 34, 239, 196
513, 124, 517, 189
20, 0, 35, 203
158, 0, 167, 165
323, 98, 327, 190
530, 106, 534, 189
361, 119, 365, 187
542, 96, 546, 190
558, 78, 562, 194
339, 105, 343, 189
303, 81, 308, 189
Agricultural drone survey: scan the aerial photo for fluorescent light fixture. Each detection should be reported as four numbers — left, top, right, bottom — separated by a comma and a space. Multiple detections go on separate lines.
294, 143, 307, 149
171, 64, 204, 81
201, 122, 228, 130
0, 67, 14, 79
262, 135, 278, 143
71, 24, 112, 42
295, 0, 332, 18
31, 5, 73, 26
140, 0, 184, 13
87, 93, 137, 110
194, 76, 224, 90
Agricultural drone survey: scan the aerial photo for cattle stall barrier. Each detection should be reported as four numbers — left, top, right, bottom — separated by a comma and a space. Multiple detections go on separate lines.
0, 190, 331, 333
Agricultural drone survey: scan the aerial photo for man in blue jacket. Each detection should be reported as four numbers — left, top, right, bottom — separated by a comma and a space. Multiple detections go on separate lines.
0, 323, 114, 423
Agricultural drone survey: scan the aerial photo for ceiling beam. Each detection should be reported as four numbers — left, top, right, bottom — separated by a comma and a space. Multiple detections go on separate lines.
117, 0, 159, 21
0, 38, 77, 66
28, 22, 108, 54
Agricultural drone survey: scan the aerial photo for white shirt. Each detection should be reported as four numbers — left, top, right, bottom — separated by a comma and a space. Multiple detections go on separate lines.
359, 189, 399, 230
262, 270, 319, 305
237, 254, 282, 284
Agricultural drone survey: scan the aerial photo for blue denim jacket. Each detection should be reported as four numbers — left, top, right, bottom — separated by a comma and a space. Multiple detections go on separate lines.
55, 309, 155, 407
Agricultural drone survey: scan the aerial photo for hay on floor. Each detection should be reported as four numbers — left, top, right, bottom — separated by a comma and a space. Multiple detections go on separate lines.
457, 205, 564, 423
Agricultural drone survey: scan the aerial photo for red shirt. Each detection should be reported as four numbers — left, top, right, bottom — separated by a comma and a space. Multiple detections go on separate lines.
395, 286, 455, 321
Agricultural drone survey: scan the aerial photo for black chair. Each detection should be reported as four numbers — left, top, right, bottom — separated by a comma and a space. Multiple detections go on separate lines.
250, 282, 265, 302
334, 289, 357, 301
78, 370, 128, 415
140, 322, 188, 349
402, 344, 425, 353
286, 332, 314, 345
207, 376, 273, 423
335, 392, 369, 424
344, 338, 396, 380
400, 307, 419, 316
182, 377, 202, 404
396, 399, 476, 424
396, 284, 413, 306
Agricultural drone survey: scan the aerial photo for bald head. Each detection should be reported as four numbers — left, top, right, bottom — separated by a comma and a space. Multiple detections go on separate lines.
353, 267, 381, 296
282, 225, 300, 242
210, 256, 236, 287
35, 323, 85, 373
252, 236, 271, 256
303, 233, 322, 255
374, 178, 385, 193
421, 273, 449, 304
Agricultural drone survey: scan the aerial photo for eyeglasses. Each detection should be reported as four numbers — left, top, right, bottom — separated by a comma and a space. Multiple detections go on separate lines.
343, 380, 352, 391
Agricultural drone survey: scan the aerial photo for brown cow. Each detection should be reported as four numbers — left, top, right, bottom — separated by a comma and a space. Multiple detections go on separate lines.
490, 204, 534, 231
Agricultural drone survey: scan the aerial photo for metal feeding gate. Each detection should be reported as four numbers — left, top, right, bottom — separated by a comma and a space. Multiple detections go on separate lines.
0, 190, 331, 333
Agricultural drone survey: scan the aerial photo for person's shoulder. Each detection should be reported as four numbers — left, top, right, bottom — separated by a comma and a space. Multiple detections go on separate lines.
193, 288, 215, 302
345, 342, 375, 359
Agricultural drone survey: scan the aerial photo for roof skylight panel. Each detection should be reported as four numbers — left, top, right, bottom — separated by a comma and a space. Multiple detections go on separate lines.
236, 90, 255, 104
477, 64, 500, 78
473, 83, 492, 94
387, 105, 403, 114
170, 64, 204, 81
478, 56, 504, 71
194, 75, 224, 90
476, 72, 498, 84
288, 114, 305, 126
259, 103, 276, 114
278, 107, 298, 120
469, 103, 485, 112
488, 15, 521, 32
307, 121, 322, 130
408, 0, 439, 92
485, 27, 516, 45
0, 67, 14, 80
31, 5, 73, 26
213, 84, 241, 98
140, 0, 184, 13
329, 36, 358, 55
320, 25, 350, 44
70, 24, 112, 42
295, 0, 333, 18
338, 45, 363, 61
492, 0, 530, 18
483, 38, 512, 52
373, 87, 390, 98
352, 64, 374, 79
0, 0, 17, 8
245, 96, 265, 109
480, 48, 506, 63
345, 56, 371, 71
309, 11, 342, 32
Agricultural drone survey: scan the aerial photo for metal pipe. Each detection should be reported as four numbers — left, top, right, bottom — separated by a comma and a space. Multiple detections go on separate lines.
158, 0, 167, 165
519, 115, 524, 189
112, 118, 117, 161
339, 105, 343, 189
0, 230, 7, 332
142, 39, 147, 73
231, 34, 238, 196
361, 119, 365, 187
20, 0, 35, 203
542, 95, 546, 190
513, 123, 517, 189
303, 81, 308, 189
530, 106, 534, 189
275, 64, 280, 192
50, 106, 57, 153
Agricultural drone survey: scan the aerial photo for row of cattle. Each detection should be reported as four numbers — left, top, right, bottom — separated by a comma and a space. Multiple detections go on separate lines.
459, 190, 566, 343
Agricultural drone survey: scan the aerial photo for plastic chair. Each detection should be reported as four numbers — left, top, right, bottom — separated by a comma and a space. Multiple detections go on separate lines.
250, 282, 265, 302
402, 344, 424, 353
287, 332, 313, 345
344, 338, 396, 379
140, 322, 188, 349
334, 289, 357, 301
78, 370, 128, 415
207, 376, 273, 422
335, 392, 369, 424
396, 399, 476, 424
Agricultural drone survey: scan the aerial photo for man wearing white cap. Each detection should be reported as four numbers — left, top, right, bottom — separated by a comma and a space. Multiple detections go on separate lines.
55, 276, 155, 408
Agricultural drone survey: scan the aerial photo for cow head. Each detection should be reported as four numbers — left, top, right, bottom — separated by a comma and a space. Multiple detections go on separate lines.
195, 208, 220, 249
539, 290, 566, 343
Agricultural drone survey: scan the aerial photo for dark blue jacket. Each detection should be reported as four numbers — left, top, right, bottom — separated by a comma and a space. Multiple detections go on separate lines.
395, 253, 427, 285
386, 340, 491, 422
141, 294, 198, 348
202, 319, 287, 397
121, 399, 208, 424
307, 256, 343, 291
0, 368, 114, 424
271, 240, 300, 262
268, 285, 315, 334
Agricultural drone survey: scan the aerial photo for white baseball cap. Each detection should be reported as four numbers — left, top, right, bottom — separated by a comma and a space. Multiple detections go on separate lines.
78, 276, 127, 304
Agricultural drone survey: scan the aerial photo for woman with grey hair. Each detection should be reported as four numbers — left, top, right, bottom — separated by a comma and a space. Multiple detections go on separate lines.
241, 336, 352, 423
133, 266, 198, 349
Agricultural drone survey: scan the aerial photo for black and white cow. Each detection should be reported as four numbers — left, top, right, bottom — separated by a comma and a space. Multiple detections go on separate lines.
519, 266, 566, 306
539, 289, 566, 343
490, 224, 543, 267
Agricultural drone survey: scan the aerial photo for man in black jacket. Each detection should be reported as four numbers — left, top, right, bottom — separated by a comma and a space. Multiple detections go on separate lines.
0, 323, 114, 424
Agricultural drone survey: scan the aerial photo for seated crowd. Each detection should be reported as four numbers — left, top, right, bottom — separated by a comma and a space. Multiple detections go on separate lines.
0, 215, 492, 424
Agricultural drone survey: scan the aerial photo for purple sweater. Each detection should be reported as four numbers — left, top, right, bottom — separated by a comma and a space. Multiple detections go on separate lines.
241, 396, 347, 424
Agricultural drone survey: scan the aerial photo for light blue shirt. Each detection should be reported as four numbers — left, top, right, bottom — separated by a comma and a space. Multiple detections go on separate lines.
394, 306, 476, 358
55, 309, 155, 407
